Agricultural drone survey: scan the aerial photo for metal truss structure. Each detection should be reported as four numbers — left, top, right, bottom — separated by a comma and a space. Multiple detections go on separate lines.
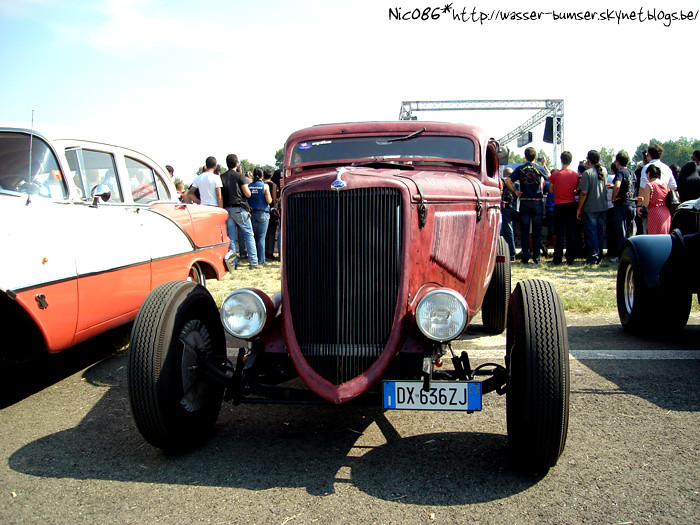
398, 99, 565, 165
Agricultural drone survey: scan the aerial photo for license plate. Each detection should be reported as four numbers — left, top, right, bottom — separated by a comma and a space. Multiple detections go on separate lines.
382, 380, 482, 411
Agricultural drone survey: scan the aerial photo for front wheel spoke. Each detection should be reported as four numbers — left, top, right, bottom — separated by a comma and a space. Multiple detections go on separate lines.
178, 336, 196, 355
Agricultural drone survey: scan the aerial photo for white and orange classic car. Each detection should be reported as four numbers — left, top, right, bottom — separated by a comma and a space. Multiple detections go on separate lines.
0, 127, 229, 365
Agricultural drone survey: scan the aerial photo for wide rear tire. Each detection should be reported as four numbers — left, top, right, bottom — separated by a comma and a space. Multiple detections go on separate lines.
506, 279, 569, 473
128, 281, 226, 453
482, 236, 511, 334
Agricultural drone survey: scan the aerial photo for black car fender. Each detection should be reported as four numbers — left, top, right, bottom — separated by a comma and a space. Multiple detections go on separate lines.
623, 234, 674, 290
625, 230, 700, 293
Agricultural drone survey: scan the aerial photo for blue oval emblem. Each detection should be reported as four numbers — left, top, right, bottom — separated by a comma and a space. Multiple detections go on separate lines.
331, 179, 347, 190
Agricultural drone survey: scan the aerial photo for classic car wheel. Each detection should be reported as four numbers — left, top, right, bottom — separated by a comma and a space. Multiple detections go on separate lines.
187, 263, 205, 286
128, 280, 225, 453
616, 245, 651, 334
481, 236, 511, 334
506, 279, 569, 473
616, 244, 691, 334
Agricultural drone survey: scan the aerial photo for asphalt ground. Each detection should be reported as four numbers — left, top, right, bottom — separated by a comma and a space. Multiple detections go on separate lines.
1, 311, 698, 524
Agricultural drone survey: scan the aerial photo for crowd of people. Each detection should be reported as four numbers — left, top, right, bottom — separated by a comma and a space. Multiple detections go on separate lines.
164, 144, 700, 271
174, 154, 281, 270
501, 146, 700, 265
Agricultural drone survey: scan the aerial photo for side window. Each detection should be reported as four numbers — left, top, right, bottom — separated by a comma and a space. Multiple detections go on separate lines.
486, 145, 496, 178
66, 148, 123, 202
64, 148, 86, 198
126, 156, 166, 203
155, 174, 170, 201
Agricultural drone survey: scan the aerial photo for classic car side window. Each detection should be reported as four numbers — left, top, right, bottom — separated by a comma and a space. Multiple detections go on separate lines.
0, 132, 67, 199
126, 156, 167, 203
65, 148, 123, 202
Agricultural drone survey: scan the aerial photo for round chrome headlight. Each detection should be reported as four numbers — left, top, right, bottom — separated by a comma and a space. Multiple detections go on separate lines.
415, 289, 468, 342
220, 289, 268, 339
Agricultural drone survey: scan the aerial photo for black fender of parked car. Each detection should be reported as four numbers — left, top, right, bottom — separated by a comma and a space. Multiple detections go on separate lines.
621, 234, 674, 291
617, 230, 699, 334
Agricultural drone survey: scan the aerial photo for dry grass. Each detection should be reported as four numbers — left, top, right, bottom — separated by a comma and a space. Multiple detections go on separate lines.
207, 256, 698, 316
511, 259, 618, 313
207, 260, 282, 307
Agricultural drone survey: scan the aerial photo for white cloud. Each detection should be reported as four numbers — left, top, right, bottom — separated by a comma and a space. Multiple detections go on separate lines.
48, 0, 234, 55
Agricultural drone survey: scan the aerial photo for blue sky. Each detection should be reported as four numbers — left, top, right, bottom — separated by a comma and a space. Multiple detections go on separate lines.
1, 0, 697, 181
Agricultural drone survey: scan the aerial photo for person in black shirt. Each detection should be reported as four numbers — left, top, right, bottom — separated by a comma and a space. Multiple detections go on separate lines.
677, 149, 700, 202
504, 147, 549, 264
610, 151, 636, 262
264, 168, 280, 260
221, 154, 258, 269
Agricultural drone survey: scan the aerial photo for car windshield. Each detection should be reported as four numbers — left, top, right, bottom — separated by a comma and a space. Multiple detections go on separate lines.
0, 132, 67, 199
290, 135, 476, 167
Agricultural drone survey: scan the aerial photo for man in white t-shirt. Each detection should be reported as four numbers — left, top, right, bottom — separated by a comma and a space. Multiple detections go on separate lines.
184, 156, 223, 207
638, 143, 677, 190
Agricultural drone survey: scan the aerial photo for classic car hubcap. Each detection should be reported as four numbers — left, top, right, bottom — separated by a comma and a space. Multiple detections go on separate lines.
624, 265, 634, 313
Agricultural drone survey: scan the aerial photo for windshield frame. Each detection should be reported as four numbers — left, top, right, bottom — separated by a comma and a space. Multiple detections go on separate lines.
288, 133, 479, 170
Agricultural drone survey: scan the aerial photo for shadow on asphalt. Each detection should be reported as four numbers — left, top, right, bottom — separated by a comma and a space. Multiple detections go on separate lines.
0, 324, 131, 409
566, 321, 700, 350
8, 351, 543, 503
573, 357, 700, 413
7, 316, 697, 499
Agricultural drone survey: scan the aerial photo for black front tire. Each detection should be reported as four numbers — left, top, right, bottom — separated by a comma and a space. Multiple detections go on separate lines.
482, 236, 511, 334
128, 281, 226, 453
506, 279, 569, 473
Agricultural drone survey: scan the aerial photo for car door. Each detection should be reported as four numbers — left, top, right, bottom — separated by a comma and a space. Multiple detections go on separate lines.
64, 147, 151, 333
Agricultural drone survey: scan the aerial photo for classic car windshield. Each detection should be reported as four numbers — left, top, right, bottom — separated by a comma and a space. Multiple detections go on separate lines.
0, 132, 67, 199
290, 135, 476, 166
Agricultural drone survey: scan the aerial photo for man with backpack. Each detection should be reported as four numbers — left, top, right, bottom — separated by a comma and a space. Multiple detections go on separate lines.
504, 147, 549, 264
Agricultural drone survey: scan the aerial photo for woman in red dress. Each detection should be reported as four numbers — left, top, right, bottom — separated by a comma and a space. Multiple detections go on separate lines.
639, 164, 671, 234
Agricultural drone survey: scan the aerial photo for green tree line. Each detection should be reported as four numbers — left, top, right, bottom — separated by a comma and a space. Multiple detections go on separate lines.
509, 137, 698, 170
597, 138, 698, 170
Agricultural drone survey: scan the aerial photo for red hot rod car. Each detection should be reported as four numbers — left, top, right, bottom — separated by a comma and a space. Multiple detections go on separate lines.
128, 122, 570, 472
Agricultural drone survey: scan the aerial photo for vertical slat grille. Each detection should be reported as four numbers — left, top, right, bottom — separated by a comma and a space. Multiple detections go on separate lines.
286, 187, 402, 384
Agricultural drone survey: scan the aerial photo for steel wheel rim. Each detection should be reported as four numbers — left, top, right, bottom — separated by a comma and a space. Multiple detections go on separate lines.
187, 264, 203, 284
624, 264, 634, 313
